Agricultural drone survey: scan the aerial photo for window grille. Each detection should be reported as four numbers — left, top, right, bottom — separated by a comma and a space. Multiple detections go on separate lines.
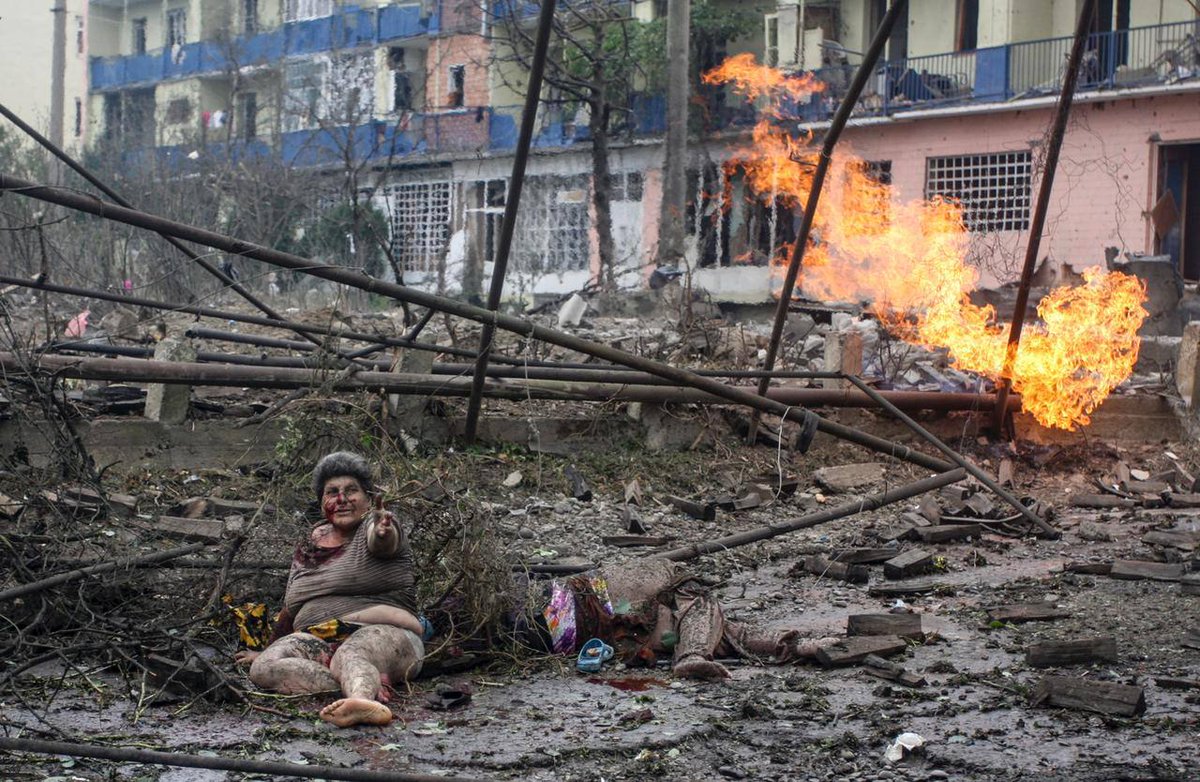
924, 151, 1031, 232
385, 181, 453, 275
284, 0, 333, 23
513, 175, 590, 273
607, 172, 644, 202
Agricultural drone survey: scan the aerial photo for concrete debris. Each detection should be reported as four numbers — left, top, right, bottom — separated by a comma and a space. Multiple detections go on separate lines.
812, 462, 886, 493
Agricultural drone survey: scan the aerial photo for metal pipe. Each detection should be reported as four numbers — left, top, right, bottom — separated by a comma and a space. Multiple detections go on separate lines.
11, 352, 1018, 411
752, 0, 909, 439
465, 0, 560, 442
0, 173, 954, 472
660, 468, 968, 562
0, 737, 482, 782
0, 272, 477, 361
841, 374, 1057, 538
991, 0, 1097, 433
0, 102, 371, 366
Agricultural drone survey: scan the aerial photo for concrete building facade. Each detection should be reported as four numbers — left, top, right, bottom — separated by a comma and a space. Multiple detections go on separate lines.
79, 0, 1200, 306
0, 0, 91, 154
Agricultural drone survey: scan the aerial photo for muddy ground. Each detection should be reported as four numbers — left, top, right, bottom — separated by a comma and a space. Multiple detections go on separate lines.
1, 297, 1197, 781
2, 428, 1198, 782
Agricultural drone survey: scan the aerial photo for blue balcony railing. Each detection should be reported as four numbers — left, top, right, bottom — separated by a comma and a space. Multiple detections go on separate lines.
805, 19, 1200, 121
91, 3, 432, 91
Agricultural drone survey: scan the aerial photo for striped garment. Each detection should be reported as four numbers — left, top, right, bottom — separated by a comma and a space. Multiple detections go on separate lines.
284, 513, 416, 629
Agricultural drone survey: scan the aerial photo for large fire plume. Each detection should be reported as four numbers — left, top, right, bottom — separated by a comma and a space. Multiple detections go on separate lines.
703, 55, 1148, 430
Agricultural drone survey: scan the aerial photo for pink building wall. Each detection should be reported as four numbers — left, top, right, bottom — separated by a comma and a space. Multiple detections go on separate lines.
838, 90, 1200, 287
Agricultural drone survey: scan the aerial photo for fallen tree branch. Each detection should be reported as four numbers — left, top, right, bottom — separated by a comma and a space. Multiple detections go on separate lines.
0, 543, 209, 603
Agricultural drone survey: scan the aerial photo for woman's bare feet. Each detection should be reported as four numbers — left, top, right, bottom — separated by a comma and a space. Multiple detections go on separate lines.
319, 697, 393, 727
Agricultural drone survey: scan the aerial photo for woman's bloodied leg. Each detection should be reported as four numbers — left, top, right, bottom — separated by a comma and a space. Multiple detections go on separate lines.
247, 633, 338, 694
320, 625, 425, 727
672, 596, 731, 680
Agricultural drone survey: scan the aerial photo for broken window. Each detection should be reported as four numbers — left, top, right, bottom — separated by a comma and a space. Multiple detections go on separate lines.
284, 0, 333, 23
166, 8, 187, 48
166, 97, 192, 125
687, 163, 731, 267
513, 175, 591, 274
330, 52, 375, 120
383, 180, 453, 275
73, 98, 82, 137
239, 92, 258, 140
132, 18, 147, 55
925, 151, 1032, 232
283, 59, 325, 131
448, 64, 465, 108
607, 172, 644, 202
389, 48, 413, 112
103, 94, 122, 139
75, 15, 84, 55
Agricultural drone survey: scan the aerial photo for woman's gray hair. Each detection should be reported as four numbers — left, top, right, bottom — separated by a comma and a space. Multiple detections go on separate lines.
312, 451, 375, 500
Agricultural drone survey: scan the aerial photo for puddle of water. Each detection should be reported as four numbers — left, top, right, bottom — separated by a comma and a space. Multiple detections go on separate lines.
586, 676, 663, 691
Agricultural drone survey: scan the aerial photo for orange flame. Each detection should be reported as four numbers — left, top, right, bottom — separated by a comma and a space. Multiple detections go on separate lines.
706, 56, 1147, 430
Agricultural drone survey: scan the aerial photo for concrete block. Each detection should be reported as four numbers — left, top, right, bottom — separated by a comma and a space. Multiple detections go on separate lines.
1177, 322, 1200, 404
144, 338, 194, 424
1135, 335, 1180, 374
823, 329, 863, 389
1120, 256, 1183, 337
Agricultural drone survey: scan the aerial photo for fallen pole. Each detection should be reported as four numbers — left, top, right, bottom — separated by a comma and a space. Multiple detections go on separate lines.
12, 352, 1020, 412
0, 272, 478, 361
0, 543, 208, 603
752, 0, 909, 440
0, 102, 373, 366
0, 737, 482, 782
660, 468, 967, 562
0, 173, 954, 472
991, 0, 1096, 433
46, 341, 902, 389
842, 374, 1056, 538
465, 0, 560, 443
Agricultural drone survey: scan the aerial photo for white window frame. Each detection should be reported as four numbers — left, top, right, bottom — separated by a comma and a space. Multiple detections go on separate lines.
284, 0, 334, 23
764, 13, 780, 68
165, 8, 187, 48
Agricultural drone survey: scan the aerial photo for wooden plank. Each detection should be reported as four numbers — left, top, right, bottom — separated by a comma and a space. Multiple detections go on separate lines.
861, 654, 927, 687
1166, 492, 1200, 508
1141, 529, 1200, 551
986, 604, 1070, 624
1031, 675, 1145, 717
802, 555, 869, 584
1109, 560, 1187, 582
207, 497, 274, 516
1180, 575, 1200, 596
1064, 561, 1113, 575
1152, 676, 1200, 691
847, 613, 924, 640
1123, 480, 1170, 495
130, 515, 233, 543
601, 535, 674, 548
815, 635, 907, 667
830, 548, 896, 565
1070, 493, 1137, 509
666, 495, 716, 522
868, 578, 947, 597
1026, 636, 1118, 668
883, 548, 934, 579
912, 524, 983, 544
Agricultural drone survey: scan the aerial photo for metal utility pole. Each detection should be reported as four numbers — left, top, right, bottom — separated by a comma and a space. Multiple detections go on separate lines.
655, 0, 690, 267
991, 0, 1097, 435
462, 0, 558, 443
749, 0, 907, 441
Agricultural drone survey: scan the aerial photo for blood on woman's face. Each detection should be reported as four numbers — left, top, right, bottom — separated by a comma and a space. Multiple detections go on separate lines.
321, 476, 369, 531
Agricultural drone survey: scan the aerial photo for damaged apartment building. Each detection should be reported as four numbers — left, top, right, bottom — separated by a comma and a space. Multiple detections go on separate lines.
79, 0, 1200, 307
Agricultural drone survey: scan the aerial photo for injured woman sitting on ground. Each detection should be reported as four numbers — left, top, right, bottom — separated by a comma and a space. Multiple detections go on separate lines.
234, 451, 424, 728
